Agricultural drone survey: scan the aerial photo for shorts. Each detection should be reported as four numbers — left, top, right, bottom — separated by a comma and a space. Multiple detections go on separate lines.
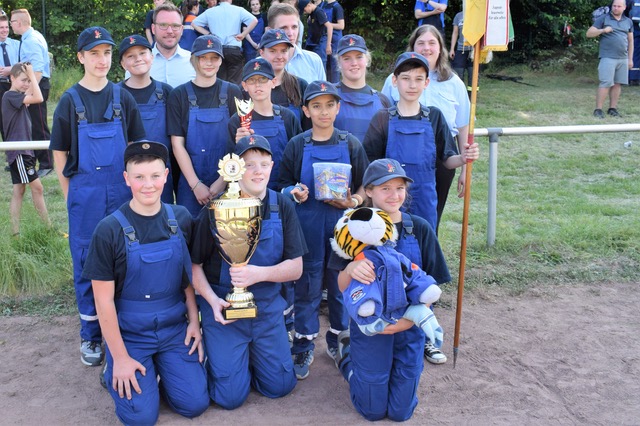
598, 57, 629, 87
10, 154, 39, 185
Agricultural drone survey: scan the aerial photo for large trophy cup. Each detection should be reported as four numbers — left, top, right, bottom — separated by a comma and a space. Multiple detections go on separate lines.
209, 153, 261, 319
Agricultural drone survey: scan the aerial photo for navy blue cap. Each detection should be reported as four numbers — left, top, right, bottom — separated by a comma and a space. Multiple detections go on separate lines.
298, 0, 311, 14
234, 135, 272, 157
124, 141, 169, 166
77, 27, 115, 52
258, 29, 294, 49
336, 34, 368, 56
242, 57, 275, 81
394, 52, 429, 73
303, 80, 341, 103
192, 34, 224, 58
118, 35, 152, 60
362, 158, 414, 187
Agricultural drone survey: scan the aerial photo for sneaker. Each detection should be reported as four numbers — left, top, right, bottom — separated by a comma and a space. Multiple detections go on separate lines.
424, 341, 447, 365
593, 109, 605, 119
100, 361, 108, 389
81, 339, 104, 367
607, 108, 621, 117
293, 349, 314, 380
337, 329, 350, 366
326, 346, 339, 369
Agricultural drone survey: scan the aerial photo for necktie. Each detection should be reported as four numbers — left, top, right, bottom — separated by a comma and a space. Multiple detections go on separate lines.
1, 43, 10, 67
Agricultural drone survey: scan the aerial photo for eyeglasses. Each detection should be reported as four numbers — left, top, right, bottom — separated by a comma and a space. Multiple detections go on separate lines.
244, 77, 270, 86
154, 23, 182, 31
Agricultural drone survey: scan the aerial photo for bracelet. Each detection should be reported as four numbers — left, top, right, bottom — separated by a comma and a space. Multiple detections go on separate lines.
351, 198, 358, 208
352, 194, 363, 207
191, 180, 202, 192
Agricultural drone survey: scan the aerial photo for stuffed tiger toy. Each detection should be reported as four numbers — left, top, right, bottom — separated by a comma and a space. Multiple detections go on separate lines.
331, 207, 398, 260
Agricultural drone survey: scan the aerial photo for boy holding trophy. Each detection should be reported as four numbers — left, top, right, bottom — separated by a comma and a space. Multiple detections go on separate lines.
191, 135, 307, 409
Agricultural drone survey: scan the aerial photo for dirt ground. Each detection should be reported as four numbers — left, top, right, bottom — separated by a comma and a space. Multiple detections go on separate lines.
1, 281, 639, 425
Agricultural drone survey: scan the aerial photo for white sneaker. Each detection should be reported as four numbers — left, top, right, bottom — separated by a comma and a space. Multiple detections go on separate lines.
81, 339, 104, 367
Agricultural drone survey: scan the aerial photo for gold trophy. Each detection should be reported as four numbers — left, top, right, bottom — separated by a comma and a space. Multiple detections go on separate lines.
209, 153, 261, 319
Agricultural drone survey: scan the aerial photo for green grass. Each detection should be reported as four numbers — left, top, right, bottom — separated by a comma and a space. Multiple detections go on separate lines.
1, 65, 639, 315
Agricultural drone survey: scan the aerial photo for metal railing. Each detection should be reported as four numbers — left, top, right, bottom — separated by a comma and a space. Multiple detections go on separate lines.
5, 123, 640, 247
475, 123, 640, 247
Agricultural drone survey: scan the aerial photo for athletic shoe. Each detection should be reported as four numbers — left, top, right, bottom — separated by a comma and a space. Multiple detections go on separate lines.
607, 108, 621, 118
337, 329, 350, 367
100, 361, 108, 389
424, 341, 447, 364
81, 339, 104, 367
293, 349, 314, 380
326, 346, 339, 369
593, 109, 605, 119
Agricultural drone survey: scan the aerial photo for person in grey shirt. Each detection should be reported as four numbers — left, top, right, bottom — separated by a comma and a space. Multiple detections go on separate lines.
192, 0, 257, 85
587, 0, 633, 118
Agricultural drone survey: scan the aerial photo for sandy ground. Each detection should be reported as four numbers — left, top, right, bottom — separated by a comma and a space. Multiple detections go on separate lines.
1, 281, 639, 425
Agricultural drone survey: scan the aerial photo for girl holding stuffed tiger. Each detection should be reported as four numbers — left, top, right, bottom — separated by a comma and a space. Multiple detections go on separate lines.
328, 158, 450, 421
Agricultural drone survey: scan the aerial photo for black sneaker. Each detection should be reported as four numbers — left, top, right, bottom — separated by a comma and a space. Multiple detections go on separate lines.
593, 109, 605, 119
424, 341, 447, 364
607, 108, 621, 117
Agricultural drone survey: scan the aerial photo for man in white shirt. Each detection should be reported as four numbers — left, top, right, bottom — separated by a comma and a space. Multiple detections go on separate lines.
267, 3, 326, 83
192, 0, 257, 85
149, 3, 195, 88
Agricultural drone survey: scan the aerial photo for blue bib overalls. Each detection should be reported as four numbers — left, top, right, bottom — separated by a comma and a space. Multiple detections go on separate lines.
292, 131, 350, 353
127, 80, 174, 203
385, 107, 438, 230
198, 190, 296, 409
105, 205, 208, 425
176, 82, 230, 217
250, 106, 289, 191
334, 85, 384, 144
67, 84, 131, 342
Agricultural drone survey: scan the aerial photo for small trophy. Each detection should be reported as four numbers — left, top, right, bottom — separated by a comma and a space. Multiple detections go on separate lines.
209, 153, 261, 319
234, 97, 254, 129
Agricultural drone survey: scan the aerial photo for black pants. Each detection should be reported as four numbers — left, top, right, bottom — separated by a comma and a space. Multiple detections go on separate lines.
435, 160, 455, 235
29, 77, 52, 170
219, 46, 244, 86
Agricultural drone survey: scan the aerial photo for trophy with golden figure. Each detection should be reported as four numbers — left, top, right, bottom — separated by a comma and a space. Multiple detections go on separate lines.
209, 153, 261, 319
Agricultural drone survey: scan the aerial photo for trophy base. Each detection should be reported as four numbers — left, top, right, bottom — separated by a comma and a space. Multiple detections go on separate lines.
224, 304, 258, 320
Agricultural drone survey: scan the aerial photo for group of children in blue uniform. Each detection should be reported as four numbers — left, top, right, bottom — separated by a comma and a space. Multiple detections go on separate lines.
48, 19, 479, 424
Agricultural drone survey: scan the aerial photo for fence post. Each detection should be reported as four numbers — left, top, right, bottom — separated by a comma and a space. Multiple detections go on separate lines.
487, 129, 501, 247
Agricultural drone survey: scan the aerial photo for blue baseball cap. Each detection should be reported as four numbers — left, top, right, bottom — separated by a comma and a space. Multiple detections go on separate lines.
298, 0, 311, 14
78, 26, 115, 52
192, 34, 224, 58
258, 29, 294, 49
393, 52, 429, 74
118, 34, 152, 60
243, 57, 275, 81
303, 80, 341, 103
362, 158, 414, 187
234, 135, 272, 157
336, 34, 368, 56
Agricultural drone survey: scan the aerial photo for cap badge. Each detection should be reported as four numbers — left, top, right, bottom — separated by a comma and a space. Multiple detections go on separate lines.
387, 163, 395, 173
94, 30, 102, 39
129, 37, 135, 45
276, 31, 283, 39
249, 137, 256, 145
254, 62, 260, 70
207, 39, 213, 48
411, 53, 416, 58
142, 143, 151, 150
348, 37, 355, 46
320, 83, 327, 92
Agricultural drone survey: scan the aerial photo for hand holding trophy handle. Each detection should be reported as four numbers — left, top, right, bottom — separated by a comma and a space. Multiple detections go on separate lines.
209, 153, 261, 320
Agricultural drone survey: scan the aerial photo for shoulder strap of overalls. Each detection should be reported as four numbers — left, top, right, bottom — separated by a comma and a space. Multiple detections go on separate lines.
218, 80, 228, 107
401, 212, 414, 236
164, 203, 179, 235
302, 129, 313, 145
267, 189, 280, 220
388, 105, 398, 118
148, 80, 165, 104
185, 82, 198, 109
273, 104, 282, 117
112, 209, 138, 244
67, 86, 87, 124
108, 83, 122, 120
420, 105, 430, 119
337, 129, 348, 144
